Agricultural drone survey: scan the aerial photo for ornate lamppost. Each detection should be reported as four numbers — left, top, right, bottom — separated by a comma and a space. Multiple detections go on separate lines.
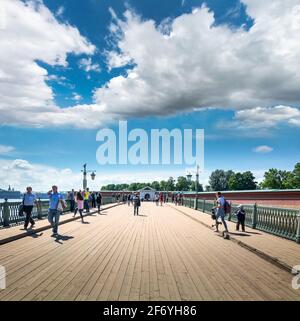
186, 166, 201, 209
82, 163, 96, 190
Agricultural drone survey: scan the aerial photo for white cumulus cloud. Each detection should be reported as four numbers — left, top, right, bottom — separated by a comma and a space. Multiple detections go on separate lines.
78, 57, 101, 73
253, 145, 273, 153
0, 145, 15, 155
93, 0, 300, 119
1, 0, 300, 128
0, 0, 98, 127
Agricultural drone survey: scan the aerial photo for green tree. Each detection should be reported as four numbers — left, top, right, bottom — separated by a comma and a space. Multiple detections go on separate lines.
176, 176, 190, 191
291, 162, 300, 188
128, 183, 139, 191
260, 169, 292, 189
228, 172, 243, 190
166, 177, 175, 191
136, 182, 147, 190
159, 180, 168, 191
101, 184, 116, 191
209, 170, 234, 191
228, 171, 257, 190
151, 181, 160, 190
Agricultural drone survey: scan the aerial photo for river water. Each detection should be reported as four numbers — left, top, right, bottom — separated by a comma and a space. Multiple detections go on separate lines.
0, 199, 49, 203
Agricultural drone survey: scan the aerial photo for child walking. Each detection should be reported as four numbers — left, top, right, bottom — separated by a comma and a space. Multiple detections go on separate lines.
236, 205, 246, 232
74, 191, 85, 223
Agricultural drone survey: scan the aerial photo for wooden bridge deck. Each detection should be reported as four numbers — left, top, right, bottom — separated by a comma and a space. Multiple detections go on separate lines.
0, 203, 299, 301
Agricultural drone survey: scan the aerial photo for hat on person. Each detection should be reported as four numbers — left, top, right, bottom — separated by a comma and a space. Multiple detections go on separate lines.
238, 204, 244, 209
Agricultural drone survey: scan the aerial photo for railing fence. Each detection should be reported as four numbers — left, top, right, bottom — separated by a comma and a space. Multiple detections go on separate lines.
180, 197, 300, 244
0, 197, 116, 228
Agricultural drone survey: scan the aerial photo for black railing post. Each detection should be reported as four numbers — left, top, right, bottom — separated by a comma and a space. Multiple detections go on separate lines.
37, 198, 43, 219
3, 200, 10, 227
296, 211, 300, 244
252, 203, 257, 229
194, 196, 198, 210
228, 201, 232, 221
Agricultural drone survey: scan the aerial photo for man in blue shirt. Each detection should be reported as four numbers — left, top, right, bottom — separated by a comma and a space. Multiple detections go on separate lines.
48, 185, 65, 236
214, 191, 229, 233
23, 186, 37, 230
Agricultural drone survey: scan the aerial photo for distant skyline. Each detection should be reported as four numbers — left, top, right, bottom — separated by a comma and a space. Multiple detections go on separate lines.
0, 0, 300, 191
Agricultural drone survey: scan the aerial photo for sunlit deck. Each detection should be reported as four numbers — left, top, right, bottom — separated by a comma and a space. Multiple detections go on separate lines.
0, 203, 299, 301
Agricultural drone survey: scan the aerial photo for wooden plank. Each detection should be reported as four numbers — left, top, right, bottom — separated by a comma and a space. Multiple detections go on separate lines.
0, 203, 299, 301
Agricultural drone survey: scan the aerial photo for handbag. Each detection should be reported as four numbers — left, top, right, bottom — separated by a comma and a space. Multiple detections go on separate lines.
211, 208, 216, 220
56, 195, 66, 211
18, 195, 25, 216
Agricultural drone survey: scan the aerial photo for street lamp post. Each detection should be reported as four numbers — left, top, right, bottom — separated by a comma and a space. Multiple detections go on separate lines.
195, 165, 200, 210
81, 163, 96, 190
186, 173, 192, 188
186, 166, 200, 210
195, 165, 200, 194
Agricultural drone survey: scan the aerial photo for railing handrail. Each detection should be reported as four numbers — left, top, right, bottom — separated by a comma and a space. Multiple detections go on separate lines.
181, 196, 300, 243
0, 196, 116, 228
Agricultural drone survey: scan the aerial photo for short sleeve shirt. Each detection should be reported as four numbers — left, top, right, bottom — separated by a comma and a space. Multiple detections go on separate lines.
23, 193, 36, 206
49, 192, 64, 210
217, 196, 225, 207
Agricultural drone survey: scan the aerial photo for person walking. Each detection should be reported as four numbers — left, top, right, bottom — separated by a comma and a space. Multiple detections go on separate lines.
155, 194, 159, 206
214, 192, 229, 233
175, 194, 179, 206
180, 193, 184, 205
133, 193, 141, 216
69, 189, 75, 213
74, 191, 85, 223
90, 192, 96, 208
84, 188, 90, 213
23, 186, 37, 230
159, 193, 163, 206
236, 205, 246, 232
96, 192, 102, 214
127, 194, 131, 206
48, 186, 66, 237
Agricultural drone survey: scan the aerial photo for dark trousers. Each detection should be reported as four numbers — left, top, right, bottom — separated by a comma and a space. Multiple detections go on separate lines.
97, 203, 101, 213
74, 208, 84, 222
236, 215, 245, 231
84, 200, 90, 212
23, 205, 34, 228
70, 200, 75, 212
134, 205, 139, 215
92, 199, 96, 208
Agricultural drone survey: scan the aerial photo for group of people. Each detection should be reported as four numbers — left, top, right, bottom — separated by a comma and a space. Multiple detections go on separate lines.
154, 192, 165, 206
171, 193, 184, 206
212, 191, 246, 233
20, 187, 246, 238
117, 193, 141, 215
67, 189, 102, 220
20, 186, 103, 237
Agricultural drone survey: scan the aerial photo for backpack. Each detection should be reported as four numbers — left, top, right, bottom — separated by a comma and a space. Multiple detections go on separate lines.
223, 199, 231, 214
18, 194, 25, 216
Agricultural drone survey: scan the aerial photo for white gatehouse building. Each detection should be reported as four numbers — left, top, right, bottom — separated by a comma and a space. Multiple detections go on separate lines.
138, 186, 156, 201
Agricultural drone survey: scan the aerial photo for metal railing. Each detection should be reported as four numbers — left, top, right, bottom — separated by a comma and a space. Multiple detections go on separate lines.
0, 197, 116, 228
182, 197, 300, 243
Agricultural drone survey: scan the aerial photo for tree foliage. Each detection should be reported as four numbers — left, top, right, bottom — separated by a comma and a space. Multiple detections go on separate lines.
228, 171, 257, 190
209, 170, 234, 191
101, 162, 300, 191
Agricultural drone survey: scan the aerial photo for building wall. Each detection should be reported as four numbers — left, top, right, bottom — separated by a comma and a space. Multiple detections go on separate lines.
99, 190, 300, 208
182, 190, 300, 208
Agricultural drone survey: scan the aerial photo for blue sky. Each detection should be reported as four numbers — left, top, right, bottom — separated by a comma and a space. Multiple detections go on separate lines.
0, 0, 300, 191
